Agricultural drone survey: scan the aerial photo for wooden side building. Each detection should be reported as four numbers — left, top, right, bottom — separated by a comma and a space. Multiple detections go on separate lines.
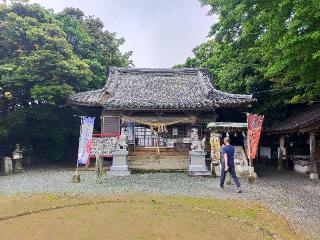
69, 67, 254, 170
269, 105, 320, 180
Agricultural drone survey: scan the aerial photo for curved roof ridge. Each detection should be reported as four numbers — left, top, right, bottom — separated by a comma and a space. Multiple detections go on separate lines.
198, 70, 253, 100
69, 67, 255, 110
109, 66, 205, 72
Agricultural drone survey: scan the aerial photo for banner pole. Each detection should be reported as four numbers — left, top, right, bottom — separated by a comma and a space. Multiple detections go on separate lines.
76, 117, 82, 176
247, 113, 252, 177
76, 116, 83, 175
76, 161, 79, 175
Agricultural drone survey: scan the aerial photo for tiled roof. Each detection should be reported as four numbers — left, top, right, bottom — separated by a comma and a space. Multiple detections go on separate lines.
69, 67, 254, 110
269, 104, 320, 133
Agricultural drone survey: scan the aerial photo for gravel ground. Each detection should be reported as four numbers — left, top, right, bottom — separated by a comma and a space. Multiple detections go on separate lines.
0, 166, 319, 239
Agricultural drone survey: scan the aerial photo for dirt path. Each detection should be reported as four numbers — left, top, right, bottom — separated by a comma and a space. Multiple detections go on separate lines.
0, 194, 304, 240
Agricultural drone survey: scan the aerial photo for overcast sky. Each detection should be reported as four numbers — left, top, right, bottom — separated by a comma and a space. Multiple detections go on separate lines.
30, 0, 217, 68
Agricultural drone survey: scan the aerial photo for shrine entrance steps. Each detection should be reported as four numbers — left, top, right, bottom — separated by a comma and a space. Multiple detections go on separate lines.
128, 147, 189, 170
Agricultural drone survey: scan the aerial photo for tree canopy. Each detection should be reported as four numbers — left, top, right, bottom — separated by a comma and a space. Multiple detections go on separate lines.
180, 0, 320, 119
0, 1, 132, 161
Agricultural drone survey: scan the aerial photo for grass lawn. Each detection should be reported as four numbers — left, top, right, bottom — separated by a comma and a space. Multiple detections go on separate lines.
0, 194, 303, 240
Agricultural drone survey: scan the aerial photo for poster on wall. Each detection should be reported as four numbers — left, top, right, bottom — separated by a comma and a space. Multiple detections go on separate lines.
210, 132, 221, 161
127, 122, 135, 143
247, 114, 264, 160
77, 117, 95, 165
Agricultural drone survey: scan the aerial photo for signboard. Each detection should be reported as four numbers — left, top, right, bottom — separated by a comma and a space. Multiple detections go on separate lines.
247, 114, 264, 160
77, 117, 95, 165
210, 132, 221, 161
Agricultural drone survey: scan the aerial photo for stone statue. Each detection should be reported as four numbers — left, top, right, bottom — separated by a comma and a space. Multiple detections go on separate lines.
190, 128, 203, 151
116, 127, 128, 150
12, 144, 23, 173
201, 137, 206, 150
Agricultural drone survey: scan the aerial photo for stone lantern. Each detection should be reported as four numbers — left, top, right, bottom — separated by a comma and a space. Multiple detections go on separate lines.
12, 144, 23, 173
188, 128, 211, 176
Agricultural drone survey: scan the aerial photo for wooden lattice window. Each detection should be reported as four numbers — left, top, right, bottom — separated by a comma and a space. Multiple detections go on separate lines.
102, 116, 120, 134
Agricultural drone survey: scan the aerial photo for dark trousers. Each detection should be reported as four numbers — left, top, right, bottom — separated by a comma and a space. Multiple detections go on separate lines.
220, 165, 241, 188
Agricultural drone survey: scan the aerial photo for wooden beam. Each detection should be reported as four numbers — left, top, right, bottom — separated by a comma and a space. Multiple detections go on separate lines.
309, 132, 319, 180
278, 135, 285, 171
299, 124, 320, 133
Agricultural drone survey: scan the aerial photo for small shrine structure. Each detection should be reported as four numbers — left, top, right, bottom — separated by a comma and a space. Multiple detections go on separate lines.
69, 67, 254, 171
269, 105, 320, 180
207, 122, 257, 177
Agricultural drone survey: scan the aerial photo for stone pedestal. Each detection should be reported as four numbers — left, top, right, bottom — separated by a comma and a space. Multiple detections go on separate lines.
245, 166, 258, 178
14, 158, 23, 173
71, 174, 81, 183
188, 150, 211, 176
107, 150, 130, 176
1, 157, 13, 175
212, 164, 221, 177
310, 172, 319, 180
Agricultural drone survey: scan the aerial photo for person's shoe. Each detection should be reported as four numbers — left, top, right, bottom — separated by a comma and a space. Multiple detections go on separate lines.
220, 185, 224, 190
237, 187, 242, 193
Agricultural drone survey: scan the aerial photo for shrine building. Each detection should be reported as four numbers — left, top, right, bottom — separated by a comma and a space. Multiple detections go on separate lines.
69, 67, 254, 170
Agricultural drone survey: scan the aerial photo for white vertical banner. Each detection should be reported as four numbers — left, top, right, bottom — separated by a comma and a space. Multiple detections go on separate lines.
77, 117, 95, 165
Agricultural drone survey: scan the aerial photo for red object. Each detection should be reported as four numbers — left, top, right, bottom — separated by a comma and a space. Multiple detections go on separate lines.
85, 139, 93, 165
247, 114, 264, 160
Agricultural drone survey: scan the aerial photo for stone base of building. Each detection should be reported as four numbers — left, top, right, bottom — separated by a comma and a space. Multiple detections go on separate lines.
188, 150, 211, 176
107, 150, 131, 176
310, 172, 319, 180
128, 147, 189, 170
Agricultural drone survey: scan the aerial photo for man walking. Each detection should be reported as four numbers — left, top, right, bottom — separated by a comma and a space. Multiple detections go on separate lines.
220, 137, 242, 193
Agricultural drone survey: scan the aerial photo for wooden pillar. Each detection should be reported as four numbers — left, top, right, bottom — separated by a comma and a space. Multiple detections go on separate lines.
278, 135, 285, 171
309, 132, 319, 180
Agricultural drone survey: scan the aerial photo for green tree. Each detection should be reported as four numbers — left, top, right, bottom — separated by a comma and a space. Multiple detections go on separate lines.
58, 8, 133, 89
181, 0, 320, 119
0, 2, 132, 161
